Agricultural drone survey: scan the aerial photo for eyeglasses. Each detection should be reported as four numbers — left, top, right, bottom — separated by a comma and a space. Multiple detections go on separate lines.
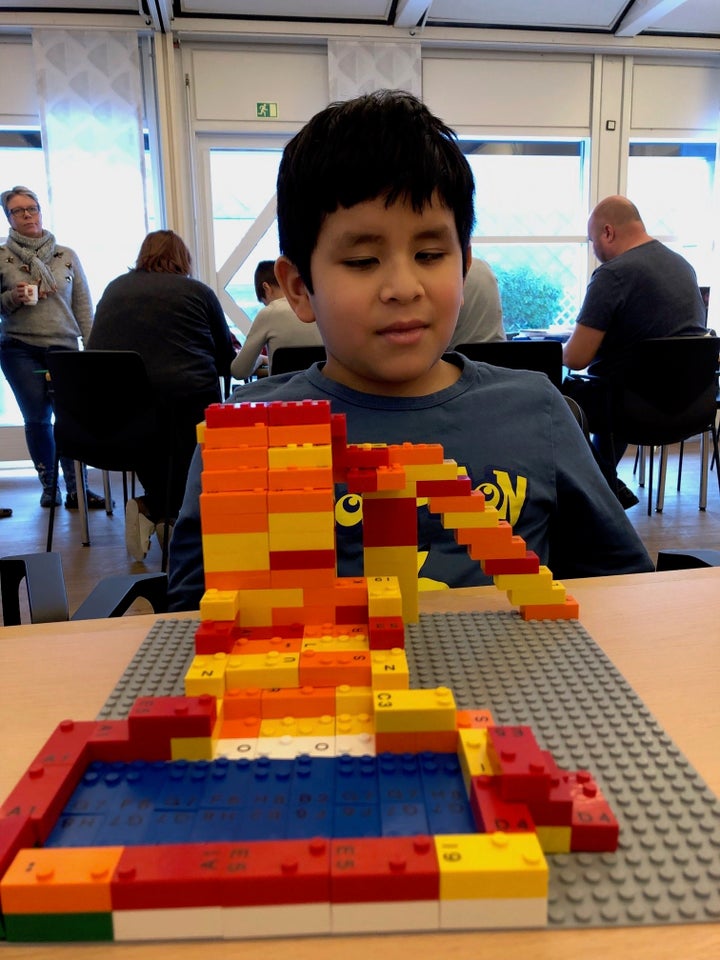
9, 205, 40, 218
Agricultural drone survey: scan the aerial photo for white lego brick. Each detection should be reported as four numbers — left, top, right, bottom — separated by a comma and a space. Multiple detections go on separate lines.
222, 902, 332, 938
439, 896, 547, 930
331, 899, 440, 934
113, 907, 221, 940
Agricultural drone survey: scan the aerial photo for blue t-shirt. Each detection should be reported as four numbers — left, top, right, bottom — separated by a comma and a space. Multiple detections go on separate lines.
577, 240, 707, 378
167, 353, 653, 611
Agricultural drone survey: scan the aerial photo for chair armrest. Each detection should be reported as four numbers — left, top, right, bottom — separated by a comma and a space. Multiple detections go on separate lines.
0, 553, 70, 625
71, 573, 168, 620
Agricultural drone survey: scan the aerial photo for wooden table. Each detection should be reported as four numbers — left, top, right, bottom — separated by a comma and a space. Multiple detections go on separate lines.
1, 568, 719, 960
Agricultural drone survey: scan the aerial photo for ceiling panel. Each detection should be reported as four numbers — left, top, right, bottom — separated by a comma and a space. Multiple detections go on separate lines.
643, 0, 720, 34
425, 0, 629, 32
179, 0, 393, 20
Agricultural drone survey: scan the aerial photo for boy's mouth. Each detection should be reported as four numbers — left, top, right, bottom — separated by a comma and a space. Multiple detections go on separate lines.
378, 321, 428, 344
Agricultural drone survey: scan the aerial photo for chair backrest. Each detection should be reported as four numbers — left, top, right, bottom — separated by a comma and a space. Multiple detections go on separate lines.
46, 350, 166, 472
270, 345, 326, 376
610, 335, 720, 446
455, 340, 564, 389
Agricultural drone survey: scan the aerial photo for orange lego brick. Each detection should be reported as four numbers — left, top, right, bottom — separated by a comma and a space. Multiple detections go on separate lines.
260, 686, 336, 718
222, 687, 263, 719
203, 446, 269, 470
299, 650, 372, 687
230, 634, 301, 655
270, 568, 337, 589
520, 596, 580, 620
202, 423, 268, 448
428, 490, 486, 513
202, 466, 268, 493
456, 524, 528, 559
456, 709, 495, 729
199, 489, 267, 518
387, 442, 445, 464
267, 487, 335, 513
218, 715, 262, 740
1, 846, 124, 913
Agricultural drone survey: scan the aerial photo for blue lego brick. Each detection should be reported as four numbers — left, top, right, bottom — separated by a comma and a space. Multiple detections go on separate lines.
190, 807, 246, 842
419, 752, 477, 834
334, 755, 379, 806
333, 803, 381, 839
44, 813, 104, 847
376, 752, 424, 805
380, 800, 429, 836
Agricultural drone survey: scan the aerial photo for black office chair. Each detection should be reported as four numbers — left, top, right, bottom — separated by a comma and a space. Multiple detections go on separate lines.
45, 350, 174, 569
607, 336, 720, 516
0, 552, 167, 625
270, 345, 326, 376
454, 340, 564, 389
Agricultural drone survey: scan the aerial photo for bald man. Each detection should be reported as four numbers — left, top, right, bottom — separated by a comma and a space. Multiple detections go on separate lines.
562, 196, 707, 507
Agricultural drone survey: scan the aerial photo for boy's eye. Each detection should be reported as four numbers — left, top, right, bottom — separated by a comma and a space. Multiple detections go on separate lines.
344, 257, 377, 268
416, 250, 445, 263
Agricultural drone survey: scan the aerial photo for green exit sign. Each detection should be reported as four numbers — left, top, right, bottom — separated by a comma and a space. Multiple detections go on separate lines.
256, 102, 278, 119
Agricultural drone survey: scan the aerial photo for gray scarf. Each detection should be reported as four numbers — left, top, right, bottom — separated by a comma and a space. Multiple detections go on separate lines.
5, 228, 58, 294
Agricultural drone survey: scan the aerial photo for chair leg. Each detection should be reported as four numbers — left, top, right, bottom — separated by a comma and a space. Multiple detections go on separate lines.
75, 460, 90, 546
45, 453, 60, 552
102, 470, 113, 515
656, 446, 669, 513
646, 446, 654, 516
699, 429, 710, 510
677, 440, 685, 491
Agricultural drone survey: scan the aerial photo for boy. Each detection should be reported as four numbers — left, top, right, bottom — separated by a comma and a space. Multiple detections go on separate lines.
168, 90, 652, 611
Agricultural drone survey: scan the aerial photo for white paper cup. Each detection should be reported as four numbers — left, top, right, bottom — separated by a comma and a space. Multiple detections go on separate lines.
24, 284, 38, 306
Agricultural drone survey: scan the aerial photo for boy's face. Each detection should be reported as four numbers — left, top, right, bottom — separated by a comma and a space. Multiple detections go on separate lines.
277, 194, 469, 396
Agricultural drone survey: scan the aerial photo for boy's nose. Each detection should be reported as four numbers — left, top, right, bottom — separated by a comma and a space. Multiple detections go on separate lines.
380, 260, 423, 302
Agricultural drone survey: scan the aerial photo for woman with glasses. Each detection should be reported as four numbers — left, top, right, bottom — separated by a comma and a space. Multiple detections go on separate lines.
0, 185, 106, 509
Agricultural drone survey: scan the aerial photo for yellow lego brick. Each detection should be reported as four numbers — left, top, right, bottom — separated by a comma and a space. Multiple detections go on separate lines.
507, 581, 567, 606
441, 506, 501, 529
374, 686, 456, 732
457, 727, 498, 789
434, 833, 548, 900
367, 576, 404, 618
226, 651, 300, 689
237, 587, 304, 610
199, 588, 241, 622
267, 443, 333, 469
535, 826, 571, 854
260, 715, 335, 738
335, 684, 374, 715
267, 516, 336, 552
370, 648, 410, 689
203, 531, 269, 572
363, 545, 418, 623
170, 736, 215, 760
236, 605, 273, 628
402, 460, 460, 482
335, 712, 374, 736
196, 421, 206, 444
1, 846, 124, 913
184, 652, 229, 697
493, 566, 554, 591
302, 632, 370, 653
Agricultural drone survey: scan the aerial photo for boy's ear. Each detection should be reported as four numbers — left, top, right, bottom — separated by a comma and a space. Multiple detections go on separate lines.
275, 256, 316, 323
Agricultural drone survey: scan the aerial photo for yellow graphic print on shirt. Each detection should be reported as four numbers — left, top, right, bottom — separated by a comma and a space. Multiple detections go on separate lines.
335, 468, 529, 592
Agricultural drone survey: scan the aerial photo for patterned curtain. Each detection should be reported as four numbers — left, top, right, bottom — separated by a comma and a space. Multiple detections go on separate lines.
32, 29, 148, 305
327, 40, 421, 102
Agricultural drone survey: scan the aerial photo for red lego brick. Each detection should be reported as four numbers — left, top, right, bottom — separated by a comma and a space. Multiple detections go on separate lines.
568, 771, 619, 852
481, 551, 541, 575
269, 549, 336, 571
416, 475, 473, 497
86, 720, 135, 763
205, 402, 268, 427
525, 752, 574, 826
0, 759, 85, 844
486, 726, 552, 803
0, 814, 36, 878
469, 775, 536, 834
265, 399, 331, 426
112, 843, 224, 909
195, 620, 238, 655
368, 616, 405, 650
218, 838, 331, 906
339, 444, 392, 470
362, 497, 418, 547
127, 696, 217, 759
330, 836, 439, 903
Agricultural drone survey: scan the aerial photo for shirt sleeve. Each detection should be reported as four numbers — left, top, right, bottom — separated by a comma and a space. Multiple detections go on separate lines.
204, 288, 235, 378
230, 307, 272, 380
575, 265, 619, 333
167, 444, 206, 611
69, 250, 94, 344
548, 390, 654, 577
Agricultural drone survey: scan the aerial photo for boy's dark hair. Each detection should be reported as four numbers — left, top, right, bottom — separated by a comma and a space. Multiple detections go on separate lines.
254, 260, 280, 301
277, 89, 475, 292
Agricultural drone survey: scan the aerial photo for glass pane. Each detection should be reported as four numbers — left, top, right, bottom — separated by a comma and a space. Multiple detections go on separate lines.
464, 141, 587, 236
474, 243, 587, 333
627, 142, 716, 285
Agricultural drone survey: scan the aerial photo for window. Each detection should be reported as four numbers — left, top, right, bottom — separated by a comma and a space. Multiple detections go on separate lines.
463, 139, 590, 334
627, 141, 716, 286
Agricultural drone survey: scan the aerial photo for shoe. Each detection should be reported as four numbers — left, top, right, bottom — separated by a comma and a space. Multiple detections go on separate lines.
0, 507, 12, 518
40, 489, 62, 508
125, 498, 156, 561
616, 484, 640, 510
65, 490, 112, 510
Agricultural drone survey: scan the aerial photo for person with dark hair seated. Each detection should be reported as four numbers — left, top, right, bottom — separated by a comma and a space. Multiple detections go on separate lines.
89, 230, 235, 561
168, 90, 652, 611
230, 259, 323, 380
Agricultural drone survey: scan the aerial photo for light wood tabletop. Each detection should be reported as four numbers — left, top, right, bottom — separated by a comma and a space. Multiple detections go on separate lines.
1, 567, 719, 960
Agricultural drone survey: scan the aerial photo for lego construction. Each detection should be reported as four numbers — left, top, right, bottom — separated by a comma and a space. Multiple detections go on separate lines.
0, 396, 691, 943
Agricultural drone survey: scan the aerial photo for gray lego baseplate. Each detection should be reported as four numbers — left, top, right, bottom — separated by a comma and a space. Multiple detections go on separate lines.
97, 611, 720, 929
